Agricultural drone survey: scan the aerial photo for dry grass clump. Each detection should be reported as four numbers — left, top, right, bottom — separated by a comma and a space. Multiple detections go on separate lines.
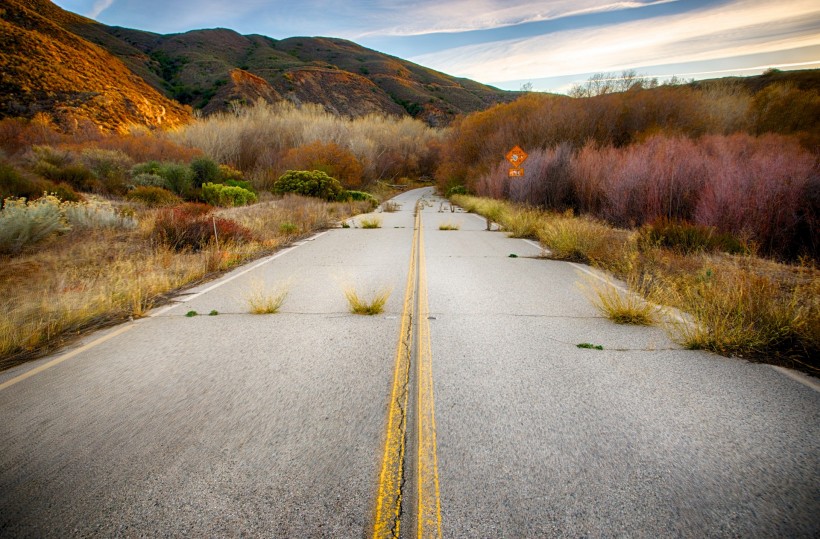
500, 208, 543, 238
245, 280, 289, 314
382, 201, 401, 212
438, 221, 460, 230
360, 216, 382, 229
344, 286, 391, 315
583, 276, 655, 325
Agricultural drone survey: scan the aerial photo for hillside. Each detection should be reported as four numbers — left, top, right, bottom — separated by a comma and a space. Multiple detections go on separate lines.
1, 0, 517, 128
85, 27, 518, 125
0, 0, 191, 132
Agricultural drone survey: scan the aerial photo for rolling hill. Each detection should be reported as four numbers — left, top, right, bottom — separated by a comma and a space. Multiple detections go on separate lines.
0, 0, 518, 131
0, 0, 192, 132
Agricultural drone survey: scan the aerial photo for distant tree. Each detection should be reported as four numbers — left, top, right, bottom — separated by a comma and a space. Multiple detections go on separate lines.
520, 82, 534, 92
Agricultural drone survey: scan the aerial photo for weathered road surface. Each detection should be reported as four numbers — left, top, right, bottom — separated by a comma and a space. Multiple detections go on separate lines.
1, 187, 818, 538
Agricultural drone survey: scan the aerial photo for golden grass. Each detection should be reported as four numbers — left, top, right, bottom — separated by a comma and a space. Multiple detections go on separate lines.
582, 275, 655, 325
245, 280, 289, 314
344, 286, 391, 315
382, 201, 401, 212
0, 196, 368, 370
360, 216, 382, 229
438, 221, 460, 230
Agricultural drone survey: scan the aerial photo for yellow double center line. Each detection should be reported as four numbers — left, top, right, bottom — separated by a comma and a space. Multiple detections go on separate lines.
373, 201, 442, 539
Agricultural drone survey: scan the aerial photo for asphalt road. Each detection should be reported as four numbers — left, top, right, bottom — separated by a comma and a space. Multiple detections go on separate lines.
1, 187, 818, 538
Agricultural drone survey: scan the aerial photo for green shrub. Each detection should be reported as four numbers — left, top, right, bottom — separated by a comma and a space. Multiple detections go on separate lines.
342, 190, 379, 207
446, 185, 468, 197
131, 161, 162, 177
218, 164, 244, 183
126, 186, 181, 207
272, 170, 343, 201
131, 161, 193, 195
224, 179, 255, 192
79, 148, 132, 194
37, 162, 98, 192
30, 145, 72, 169
190, 157, 221, 188
0, 196, 70, 254
131, 172, 169, 189
201, 182, 257, 206
157, 163, 194, 195
47, 182, 82, 202
279, 222, 299, 234
0, 161, 36, 200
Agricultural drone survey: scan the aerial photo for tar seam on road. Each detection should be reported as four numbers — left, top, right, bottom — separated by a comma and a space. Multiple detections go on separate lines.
416, 209, 443, 539
373, 203, 443, 539
373, 210, 417, 538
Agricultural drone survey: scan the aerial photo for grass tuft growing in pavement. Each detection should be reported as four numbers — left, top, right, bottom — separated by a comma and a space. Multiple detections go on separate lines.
345, 286, 391, 315
245, 280, 289, 314
360, 216, 382, 229
438, 221, 460, 230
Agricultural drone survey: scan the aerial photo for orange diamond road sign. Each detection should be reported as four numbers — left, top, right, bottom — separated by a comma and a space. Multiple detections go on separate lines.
508, 168, 524, 177
506, 146, 528, 168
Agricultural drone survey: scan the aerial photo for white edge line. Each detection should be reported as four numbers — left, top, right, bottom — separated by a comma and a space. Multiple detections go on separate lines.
0, 324, 135, 392
150, 230, 330, 317
521, 239, 543, 251
1, 230, 332, 391
568, 262, 629, 294
769, 365, 820, 392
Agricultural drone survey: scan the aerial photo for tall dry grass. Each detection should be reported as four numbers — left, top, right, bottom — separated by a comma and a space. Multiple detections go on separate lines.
172, 102, 444, 187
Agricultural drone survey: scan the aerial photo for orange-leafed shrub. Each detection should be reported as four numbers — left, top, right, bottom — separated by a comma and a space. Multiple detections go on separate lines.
281, 141, 364, 189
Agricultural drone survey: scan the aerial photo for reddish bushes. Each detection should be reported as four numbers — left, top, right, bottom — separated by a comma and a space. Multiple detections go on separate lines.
472, 133, 818, 260
152, 203, 252, 251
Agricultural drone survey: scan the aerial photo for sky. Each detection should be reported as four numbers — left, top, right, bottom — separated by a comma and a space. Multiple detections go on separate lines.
50, 0, 820, 93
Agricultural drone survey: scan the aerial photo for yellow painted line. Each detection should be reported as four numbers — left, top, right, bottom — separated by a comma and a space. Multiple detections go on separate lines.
373, 207, 419, 538
0, 324, 136, 392
416, 212, 443, 539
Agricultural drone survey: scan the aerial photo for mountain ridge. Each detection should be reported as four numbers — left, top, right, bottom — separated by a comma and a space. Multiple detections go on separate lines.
1, 0, 519, 131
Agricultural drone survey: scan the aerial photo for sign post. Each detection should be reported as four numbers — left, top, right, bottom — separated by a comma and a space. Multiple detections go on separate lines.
506, 145, 528, 177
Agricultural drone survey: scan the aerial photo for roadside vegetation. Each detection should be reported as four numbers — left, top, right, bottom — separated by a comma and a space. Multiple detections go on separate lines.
451, 195, 819, 373
0, 103, 438, 369
1, 69, 818, 374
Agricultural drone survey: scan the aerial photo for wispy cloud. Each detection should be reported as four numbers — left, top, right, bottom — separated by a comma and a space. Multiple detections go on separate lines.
410, 0, 820, 82
88, 0, 114, 19
354, 0, 677, 37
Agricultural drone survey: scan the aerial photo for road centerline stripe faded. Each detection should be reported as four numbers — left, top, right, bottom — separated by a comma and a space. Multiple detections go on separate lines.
373, 207, 418, 538
416, 209, 443, 538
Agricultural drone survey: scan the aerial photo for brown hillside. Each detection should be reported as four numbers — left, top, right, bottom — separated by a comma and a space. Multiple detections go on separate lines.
85, 26, 518, 124
201, 69, 282, 114
283, 67, 405, 117
0, 0, 191, 132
